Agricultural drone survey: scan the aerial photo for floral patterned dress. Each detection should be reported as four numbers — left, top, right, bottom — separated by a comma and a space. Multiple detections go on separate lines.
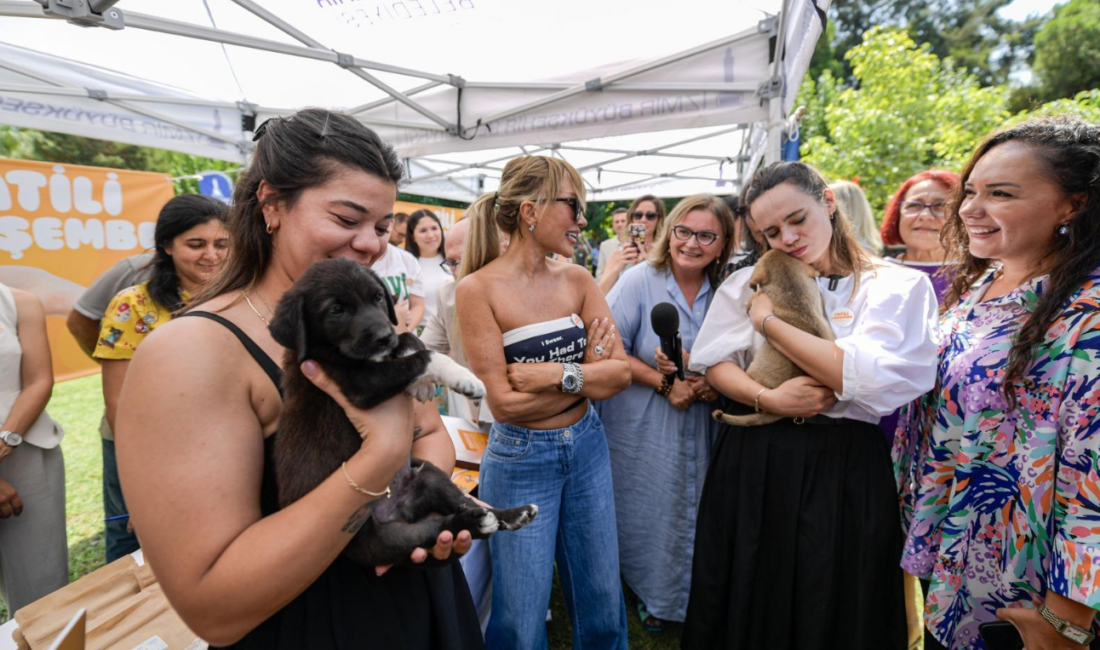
893, 265, 1100, 649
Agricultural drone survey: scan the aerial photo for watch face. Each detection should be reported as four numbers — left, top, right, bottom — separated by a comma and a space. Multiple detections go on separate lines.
1065, 627, 1090, 644
2, 432, 21, 446
563, 375, 577, 391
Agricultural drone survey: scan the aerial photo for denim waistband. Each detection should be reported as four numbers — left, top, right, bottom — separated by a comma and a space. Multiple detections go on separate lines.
493, 402, 598, 440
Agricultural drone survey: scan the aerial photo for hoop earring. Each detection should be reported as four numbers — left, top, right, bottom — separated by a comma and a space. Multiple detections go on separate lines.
1058, 223, 1069, 236
266, 222, 274, 235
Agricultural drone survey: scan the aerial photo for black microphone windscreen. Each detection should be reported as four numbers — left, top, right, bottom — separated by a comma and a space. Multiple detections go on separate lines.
651, 302, 680, 338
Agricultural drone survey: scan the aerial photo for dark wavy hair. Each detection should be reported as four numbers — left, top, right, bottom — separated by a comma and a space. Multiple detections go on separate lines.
193, 108, 404, 306
147, 194, 228, 311
880, 170, 960, 247
740, 161, 873, 299
940, 116, 1100, 408
404, 209, 445, 259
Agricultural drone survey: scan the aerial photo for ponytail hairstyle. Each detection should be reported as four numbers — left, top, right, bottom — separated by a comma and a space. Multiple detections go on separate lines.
740, 161, 873, 299
650, 194, 737, 287
939, 116, 1100, 408
404, 209, 446, 259
192, 108, 404, 305
147, 193, 228, 311
459, 155, 585, 280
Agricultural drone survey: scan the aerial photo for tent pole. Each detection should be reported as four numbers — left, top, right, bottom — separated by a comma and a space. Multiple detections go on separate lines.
348, 81, 443, 116
0, 1, 455, 85
406, 146, 551, 183
764, 0, 793, 166
576, 125, 746, 172
0, 59, 245, 150
228, 0, 455, 132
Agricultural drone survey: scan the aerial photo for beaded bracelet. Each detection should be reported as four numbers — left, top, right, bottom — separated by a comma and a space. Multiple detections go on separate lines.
656, 376, 673, 398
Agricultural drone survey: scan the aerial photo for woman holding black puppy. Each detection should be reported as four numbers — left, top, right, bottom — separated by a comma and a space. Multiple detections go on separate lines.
457, 155, 632, 650
116, 110, 484, 649
682, 162, 939, 649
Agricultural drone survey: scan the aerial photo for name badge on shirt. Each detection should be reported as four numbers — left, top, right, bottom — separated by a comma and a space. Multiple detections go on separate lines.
831, 309, 855, 323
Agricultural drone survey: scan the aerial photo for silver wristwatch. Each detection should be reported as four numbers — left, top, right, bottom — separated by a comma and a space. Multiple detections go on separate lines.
0, 430, 23, 447
560, 362, 584, 394
1040, 604, 1096, 645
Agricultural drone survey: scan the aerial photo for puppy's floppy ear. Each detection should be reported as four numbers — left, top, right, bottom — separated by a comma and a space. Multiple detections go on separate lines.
384, 289, 398, 326
269, 290, 310, 360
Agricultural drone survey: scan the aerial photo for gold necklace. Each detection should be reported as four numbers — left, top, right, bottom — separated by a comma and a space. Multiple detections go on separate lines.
241, 290, 270, 326
254, 288, 276, 315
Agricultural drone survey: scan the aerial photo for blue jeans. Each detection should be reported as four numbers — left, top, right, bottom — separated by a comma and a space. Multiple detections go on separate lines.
102, 437, 140, 562
480, 404, 628, 650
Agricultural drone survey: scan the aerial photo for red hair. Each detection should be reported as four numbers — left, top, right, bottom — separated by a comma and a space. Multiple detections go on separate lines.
880, 170, 960, 246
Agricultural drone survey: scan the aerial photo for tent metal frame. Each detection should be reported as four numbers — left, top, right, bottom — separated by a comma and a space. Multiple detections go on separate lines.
0, 0, 808, 198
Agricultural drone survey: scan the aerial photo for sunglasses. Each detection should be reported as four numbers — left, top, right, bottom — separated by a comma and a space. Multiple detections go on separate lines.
553, 197, 585, 223
631, 211, 659, 221
671, 225, 721, 247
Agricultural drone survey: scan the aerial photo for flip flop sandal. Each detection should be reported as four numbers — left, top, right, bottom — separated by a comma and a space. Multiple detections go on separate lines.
636, 601, 664, 633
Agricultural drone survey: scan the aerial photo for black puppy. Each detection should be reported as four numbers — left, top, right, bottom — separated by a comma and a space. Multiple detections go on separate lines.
269, 258, 538, 567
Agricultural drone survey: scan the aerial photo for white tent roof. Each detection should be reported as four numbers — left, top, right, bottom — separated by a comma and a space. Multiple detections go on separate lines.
0, 0, 829, 201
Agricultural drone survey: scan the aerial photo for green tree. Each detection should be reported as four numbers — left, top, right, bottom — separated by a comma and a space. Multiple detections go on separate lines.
1031, 0, 1100, 103
0, 125, 240, 194
798, 27, 1009, 212
810, 0, 1041, 87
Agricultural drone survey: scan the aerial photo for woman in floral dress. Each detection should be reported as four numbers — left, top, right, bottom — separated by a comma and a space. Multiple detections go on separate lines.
894, 116, 1100, 650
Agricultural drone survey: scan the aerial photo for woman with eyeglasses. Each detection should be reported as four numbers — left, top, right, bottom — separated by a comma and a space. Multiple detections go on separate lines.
404, 209, 449, 329
598, 194, 667, 295
594, 194, 735, 633
881, 171, 960, 302
457, 155, 632, 649
682, 162, 939, 650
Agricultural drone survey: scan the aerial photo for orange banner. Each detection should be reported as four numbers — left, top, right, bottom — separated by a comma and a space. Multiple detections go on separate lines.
0, 157, 174, 380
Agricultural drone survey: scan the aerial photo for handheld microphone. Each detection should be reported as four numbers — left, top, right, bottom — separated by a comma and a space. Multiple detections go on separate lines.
650, 302, 684, 381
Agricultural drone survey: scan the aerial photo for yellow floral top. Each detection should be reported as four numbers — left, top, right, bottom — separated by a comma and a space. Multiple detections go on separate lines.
93, 281, 186, 360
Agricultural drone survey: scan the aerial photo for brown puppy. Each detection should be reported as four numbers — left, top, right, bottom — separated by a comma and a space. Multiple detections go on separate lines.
713, 250, 835, 426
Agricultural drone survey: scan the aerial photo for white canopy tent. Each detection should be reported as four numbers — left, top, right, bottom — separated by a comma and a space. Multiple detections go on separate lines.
0, 0, 829, 202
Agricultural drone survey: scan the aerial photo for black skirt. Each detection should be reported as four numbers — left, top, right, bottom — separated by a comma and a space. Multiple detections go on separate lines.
682, 416, 906, 650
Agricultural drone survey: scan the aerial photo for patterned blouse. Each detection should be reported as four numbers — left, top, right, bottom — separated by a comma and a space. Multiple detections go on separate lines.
893, 265, 1100, 649
93, 281, 184, 360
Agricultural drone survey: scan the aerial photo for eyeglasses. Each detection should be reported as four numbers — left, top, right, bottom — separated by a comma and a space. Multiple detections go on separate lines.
440, 258, 460, 275
671, 225, 721, 246
631, 211, 659, 221
901, 201, 947, 219
552, 197, 584, 223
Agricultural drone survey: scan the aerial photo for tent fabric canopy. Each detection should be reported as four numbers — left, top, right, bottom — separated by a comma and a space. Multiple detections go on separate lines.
0, 0, 829, 201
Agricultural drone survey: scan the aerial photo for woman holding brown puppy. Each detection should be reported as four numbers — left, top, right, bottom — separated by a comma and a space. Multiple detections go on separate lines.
682, 161, 939, 650
116, 110, 484, 649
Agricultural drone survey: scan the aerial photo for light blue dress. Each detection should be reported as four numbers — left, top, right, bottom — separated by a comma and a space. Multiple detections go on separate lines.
594, 261, 718, 622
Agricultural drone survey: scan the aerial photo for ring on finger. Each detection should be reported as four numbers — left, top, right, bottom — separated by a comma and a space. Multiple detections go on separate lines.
594, 345, 605, 356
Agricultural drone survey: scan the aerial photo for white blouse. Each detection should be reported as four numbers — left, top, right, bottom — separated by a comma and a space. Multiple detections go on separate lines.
688, 262, 940, 424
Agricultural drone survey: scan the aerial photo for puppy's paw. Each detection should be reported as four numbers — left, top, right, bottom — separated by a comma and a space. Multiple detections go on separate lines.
406, 378, 438, 403
476, 510, 500, 535
496, 504, 538, 531
452, 375, 486, 399
424, 353, 486, 399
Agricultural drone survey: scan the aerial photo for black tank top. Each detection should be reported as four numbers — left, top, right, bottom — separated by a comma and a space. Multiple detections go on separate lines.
178, 312, 485, 650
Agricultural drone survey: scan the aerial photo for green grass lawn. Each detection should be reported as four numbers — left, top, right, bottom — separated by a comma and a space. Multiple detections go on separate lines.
4, 373, 683, 648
